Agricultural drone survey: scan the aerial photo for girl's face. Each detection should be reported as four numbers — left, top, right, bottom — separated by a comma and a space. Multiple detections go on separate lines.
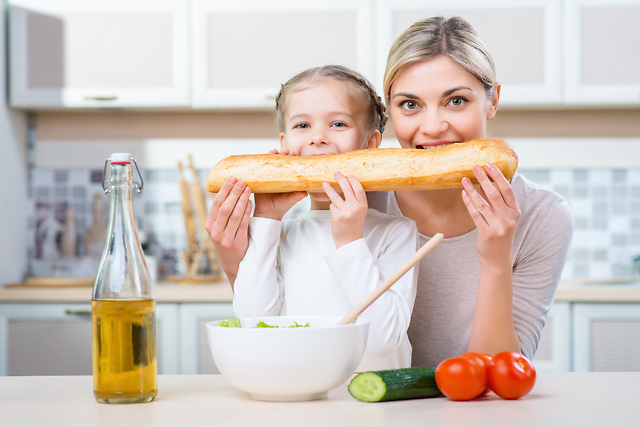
280, 80, 380, 157
388, 55, 500, 150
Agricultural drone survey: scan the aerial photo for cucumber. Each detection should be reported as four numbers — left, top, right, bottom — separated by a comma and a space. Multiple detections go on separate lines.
348, 367, 442, 402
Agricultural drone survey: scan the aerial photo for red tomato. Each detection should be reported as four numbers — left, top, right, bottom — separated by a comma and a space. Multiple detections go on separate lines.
488, 351, 536, 400
459, 352, 492, 396
435, 356, 487, 401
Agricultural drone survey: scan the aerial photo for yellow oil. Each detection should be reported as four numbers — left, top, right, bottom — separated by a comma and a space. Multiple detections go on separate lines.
92, 299, 157, 404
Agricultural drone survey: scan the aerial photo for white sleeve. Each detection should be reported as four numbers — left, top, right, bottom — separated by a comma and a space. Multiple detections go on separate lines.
325, 220, 419, 358
233, 217, 284, 317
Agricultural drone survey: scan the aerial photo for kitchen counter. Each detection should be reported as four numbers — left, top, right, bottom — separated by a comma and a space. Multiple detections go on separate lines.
0, 280, 234, 302
2, 278, 640, 303
0, 373, 638, 427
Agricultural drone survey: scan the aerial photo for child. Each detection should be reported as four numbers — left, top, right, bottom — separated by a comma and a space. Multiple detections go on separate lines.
207, 65, 419, 371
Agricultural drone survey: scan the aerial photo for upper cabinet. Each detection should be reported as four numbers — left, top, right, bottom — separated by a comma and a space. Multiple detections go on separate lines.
6, 0, 638, 110
8, 0, 190, 109
563, 0, 640, 105
376, 0, 563, 107
190, 0, 374, 109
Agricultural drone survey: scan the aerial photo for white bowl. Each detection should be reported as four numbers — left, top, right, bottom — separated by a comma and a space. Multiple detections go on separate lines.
206, 315, 369, 401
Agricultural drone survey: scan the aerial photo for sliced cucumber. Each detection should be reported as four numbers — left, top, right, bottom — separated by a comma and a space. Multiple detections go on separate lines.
348, 367, 442, 402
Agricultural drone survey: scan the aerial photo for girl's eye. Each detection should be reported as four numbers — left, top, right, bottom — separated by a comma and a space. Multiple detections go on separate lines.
399, 100, 418, 110
331, 121, 347, 128
294, 123, 310, 129
448, 96, 467, 107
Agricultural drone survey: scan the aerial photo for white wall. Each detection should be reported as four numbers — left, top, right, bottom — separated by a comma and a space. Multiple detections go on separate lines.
0, 3, 29, 285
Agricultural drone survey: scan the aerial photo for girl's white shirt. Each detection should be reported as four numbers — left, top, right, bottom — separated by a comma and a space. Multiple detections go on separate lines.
233, 208, 419, 371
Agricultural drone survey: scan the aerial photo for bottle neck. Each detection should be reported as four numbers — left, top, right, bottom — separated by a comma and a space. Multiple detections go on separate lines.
93, 163, 153, 300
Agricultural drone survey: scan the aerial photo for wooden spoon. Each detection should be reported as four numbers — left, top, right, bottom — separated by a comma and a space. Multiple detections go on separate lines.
336, 233, 444, 326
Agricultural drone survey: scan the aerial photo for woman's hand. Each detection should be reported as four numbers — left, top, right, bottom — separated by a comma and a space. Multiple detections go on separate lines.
322, 172, 368, 249
461, 163, 520, 268
253, 148, 308, 221
462, 163, 522, 355
204, 177, 252, 286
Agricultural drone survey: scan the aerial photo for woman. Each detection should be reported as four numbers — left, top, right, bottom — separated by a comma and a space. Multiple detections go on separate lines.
370, 16, 573, 366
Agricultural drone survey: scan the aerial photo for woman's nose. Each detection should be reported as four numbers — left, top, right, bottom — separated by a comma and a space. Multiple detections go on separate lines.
419, 109, 448, 136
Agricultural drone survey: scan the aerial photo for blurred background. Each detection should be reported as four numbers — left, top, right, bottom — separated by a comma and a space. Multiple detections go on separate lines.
2, 0, 640, 284
0, 0, 639, 375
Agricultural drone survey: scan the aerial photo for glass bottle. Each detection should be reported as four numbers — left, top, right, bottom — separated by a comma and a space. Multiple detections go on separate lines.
92, 153, 157, 404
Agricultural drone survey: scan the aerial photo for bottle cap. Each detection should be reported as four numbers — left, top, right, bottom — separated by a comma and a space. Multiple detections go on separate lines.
110, 153, 131, 164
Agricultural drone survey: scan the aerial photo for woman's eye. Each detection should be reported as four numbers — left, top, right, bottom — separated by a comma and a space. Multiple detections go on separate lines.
448, 97, 467, 107
399, 100, 418, 110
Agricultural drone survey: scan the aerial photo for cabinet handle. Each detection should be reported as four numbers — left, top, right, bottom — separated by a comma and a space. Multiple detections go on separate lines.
84, 95, 118, 101
65, 310, 92, 316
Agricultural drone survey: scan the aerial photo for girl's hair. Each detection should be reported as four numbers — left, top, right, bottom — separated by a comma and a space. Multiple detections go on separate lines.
384, 16, 497, 103
276, 65, 387, 136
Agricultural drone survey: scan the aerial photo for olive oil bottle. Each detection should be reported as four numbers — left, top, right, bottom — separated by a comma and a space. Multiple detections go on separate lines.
92, 153, 157, 404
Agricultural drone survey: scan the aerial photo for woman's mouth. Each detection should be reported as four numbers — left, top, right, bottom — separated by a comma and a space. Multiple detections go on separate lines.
416, 141, 458, 149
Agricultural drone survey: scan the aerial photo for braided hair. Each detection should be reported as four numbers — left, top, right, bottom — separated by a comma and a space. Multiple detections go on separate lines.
276, 65, 387, 137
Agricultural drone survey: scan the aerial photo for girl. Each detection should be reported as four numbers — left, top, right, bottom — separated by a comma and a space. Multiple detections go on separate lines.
372, 16, 574, 366
206, 65, 419, 370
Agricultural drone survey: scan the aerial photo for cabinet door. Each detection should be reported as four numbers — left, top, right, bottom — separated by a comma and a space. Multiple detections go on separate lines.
376, 0, 562, 106
532, 302, 572, 372
573, 303, 640, 371
8, 0, 190, 109
191, 0, 374, 108
563, 0, 640, 105
178, 303, 235, 374
0, 303, 178, 376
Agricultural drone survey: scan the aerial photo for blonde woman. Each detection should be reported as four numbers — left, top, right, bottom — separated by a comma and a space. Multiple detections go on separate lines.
372, 16, 573, 366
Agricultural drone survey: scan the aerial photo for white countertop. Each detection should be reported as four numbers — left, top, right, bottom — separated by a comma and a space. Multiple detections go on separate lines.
0, 373, 638, 427
0, 281, 234, 303
2, 278, 640, 303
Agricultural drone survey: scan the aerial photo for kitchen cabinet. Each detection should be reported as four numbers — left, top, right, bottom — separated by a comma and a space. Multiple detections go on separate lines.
178, 303, 236, 374
573, 303, 640, 371
375, 0, 563, 106
191, 0, 375, 108
8, 0, 190, 109
0, 302, 179, 376
563, 0, 640, 105
532, 302, 572, 372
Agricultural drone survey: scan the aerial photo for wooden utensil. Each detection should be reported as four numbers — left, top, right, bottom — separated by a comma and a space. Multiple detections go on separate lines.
188, 155, 221, 275
178, 161, 198, 251
336, 233, 444, 326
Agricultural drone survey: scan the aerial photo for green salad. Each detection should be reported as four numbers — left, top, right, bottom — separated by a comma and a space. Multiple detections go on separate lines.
216, 318, 311, 328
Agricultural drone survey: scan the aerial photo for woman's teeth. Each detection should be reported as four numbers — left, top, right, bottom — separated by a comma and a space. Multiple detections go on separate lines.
416, 143, 454, 150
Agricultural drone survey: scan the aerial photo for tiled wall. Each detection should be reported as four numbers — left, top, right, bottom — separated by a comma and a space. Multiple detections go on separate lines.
28, 167, 640, 279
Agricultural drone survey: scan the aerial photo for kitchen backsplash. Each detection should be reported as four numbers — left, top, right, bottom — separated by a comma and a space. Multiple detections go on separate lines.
27, 167, 640, 280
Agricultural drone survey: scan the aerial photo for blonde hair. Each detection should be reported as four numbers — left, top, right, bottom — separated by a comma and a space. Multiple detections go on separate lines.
276, 65, 387, 135
384, 16, 497, 104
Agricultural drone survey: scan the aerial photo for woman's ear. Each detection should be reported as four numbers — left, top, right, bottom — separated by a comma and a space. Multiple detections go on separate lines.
486, 83, 501, 120
365, 129, 381, 149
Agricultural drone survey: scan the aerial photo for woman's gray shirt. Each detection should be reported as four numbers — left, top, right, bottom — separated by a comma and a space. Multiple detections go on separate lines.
368, 173, 573, 367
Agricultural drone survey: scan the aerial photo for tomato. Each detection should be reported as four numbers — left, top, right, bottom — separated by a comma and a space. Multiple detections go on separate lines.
459, 352, 492, 396
488, 351, 536, 400
435, 356, 487, 401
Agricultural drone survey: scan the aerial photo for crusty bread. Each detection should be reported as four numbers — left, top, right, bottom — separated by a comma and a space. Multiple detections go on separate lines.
205, 138, 518, 193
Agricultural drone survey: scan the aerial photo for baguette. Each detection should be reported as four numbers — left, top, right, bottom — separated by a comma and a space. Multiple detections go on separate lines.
205, 138, 518, 193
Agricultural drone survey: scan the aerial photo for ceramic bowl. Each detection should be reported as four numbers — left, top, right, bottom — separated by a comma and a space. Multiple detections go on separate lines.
206, 315, 369, 401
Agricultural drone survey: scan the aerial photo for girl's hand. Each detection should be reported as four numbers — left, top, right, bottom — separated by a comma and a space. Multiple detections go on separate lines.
204, 177, 252, 285
461, 163, 521, 269
322, 172, 368, 249
253, 148, 308, 220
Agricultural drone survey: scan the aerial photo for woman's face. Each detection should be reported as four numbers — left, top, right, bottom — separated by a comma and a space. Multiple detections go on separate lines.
388, 56, 499, 150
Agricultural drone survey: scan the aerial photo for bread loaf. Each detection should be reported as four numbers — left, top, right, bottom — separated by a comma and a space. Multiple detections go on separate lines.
205, 138, 518, 193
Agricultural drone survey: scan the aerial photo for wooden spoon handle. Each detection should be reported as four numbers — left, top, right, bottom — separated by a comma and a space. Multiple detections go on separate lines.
336, 233, 444, 326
